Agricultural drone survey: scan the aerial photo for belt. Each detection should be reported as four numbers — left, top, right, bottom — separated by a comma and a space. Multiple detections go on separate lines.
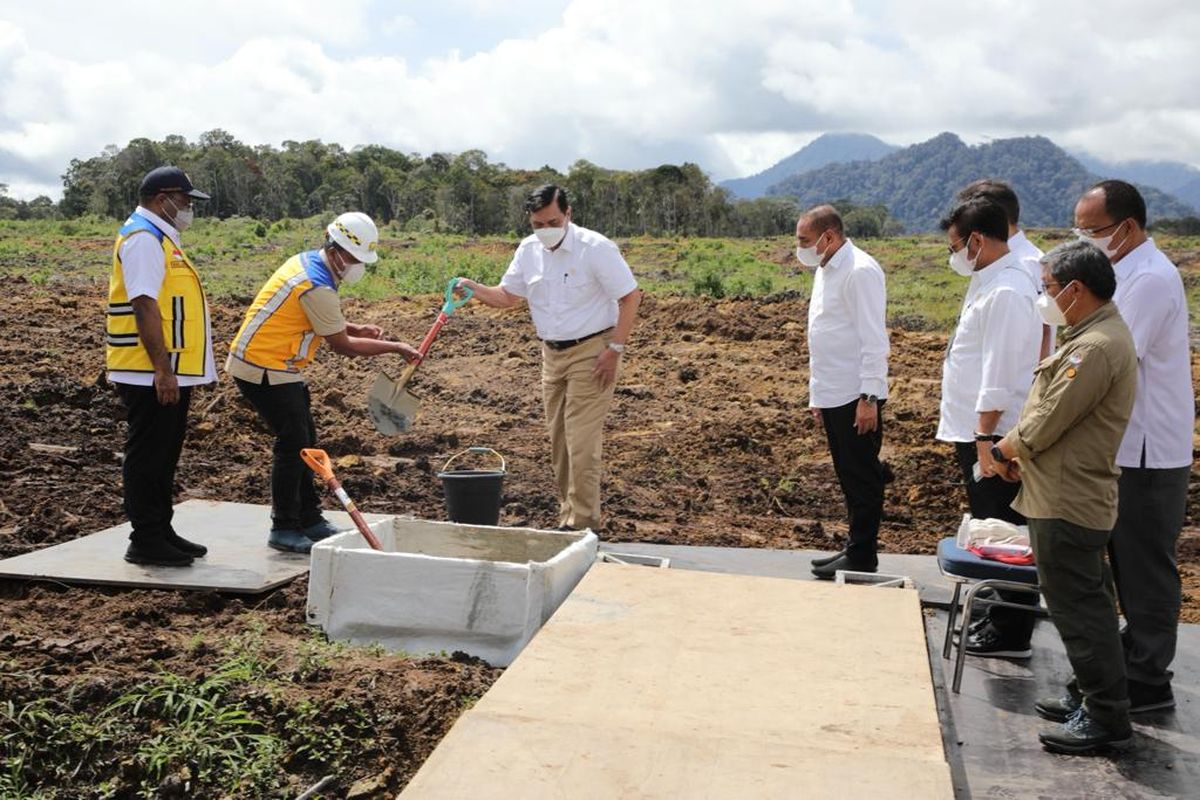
542, 327, 612, 351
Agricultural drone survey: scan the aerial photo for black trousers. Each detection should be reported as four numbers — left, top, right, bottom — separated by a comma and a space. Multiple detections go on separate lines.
115, 382, 193, 544
953, 442, 1038, 643
234, 377, 323, 531
820, 399, 886, 567
1109, 465, 1189, 686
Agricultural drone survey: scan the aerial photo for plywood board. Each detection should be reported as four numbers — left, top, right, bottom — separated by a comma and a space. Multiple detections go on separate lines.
403, 563, 953, 799
0, 500, 388, 594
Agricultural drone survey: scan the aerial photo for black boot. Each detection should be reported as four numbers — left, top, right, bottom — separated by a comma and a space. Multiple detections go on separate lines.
1039, 709, 1133, 755
125, 538, 193, 567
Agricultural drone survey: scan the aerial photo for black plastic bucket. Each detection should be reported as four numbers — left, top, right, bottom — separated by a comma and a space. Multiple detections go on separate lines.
437, 447, 506, 526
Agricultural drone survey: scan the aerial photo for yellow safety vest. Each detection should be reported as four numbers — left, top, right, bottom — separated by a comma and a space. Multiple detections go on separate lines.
228, 252, 331, 375
106, 213, 209, 376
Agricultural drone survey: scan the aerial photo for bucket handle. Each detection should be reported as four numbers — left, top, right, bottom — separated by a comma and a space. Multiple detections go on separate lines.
441, 446, 506, 474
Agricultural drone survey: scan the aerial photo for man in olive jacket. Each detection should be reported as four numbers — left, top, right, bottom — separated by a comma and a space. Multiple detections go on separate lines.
991, 240, 1137, 756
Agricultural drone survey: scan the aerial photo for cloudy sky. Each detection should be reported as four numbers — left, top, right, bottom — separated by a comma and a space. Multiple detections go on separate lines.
1, 0, 1198, 199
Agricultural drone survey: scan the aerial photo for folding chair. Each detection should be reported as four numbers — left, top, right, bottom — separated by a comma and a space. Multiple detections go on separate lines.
936, 537, 1043, 693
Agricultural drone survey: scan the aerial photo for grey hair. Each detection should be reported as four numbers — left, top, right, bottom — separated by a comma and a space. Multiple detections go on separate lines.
1041, 240, 1116, 300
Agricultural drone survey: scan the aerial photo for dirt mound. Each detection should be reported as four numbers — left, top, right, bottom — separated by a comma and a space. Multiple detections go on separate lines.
1, 279, 1198, 795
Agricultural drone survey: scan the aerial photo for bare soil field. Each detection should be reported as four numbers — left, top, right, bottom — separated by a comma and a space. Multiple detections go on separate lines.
2, 277, 1197, 796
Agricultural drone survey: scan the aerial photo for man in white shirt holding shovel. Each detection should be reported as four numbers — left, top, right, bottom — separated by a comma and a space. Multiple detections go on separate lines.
458, 184, 641, 533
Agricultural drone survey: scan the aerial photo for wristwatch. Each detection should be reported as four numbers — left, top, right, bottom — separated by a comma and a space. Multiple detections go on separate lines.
974, 432, 1002, 442
859, 393, 878, 405
989, 444, 1008, 463
608, 343, 626, 354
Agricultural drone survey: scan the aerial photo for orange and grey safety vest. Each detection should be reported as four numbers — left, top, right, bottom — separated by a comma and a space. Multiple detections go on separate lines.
106, 213, 209, 376
228, 251, 335, 375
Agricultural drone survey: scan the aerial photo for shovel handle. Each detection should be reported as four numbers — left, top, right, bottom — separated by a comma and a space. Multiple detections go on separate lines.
300, 448, 383, 550
300, 448, 334, 481
442, 277, 474, 314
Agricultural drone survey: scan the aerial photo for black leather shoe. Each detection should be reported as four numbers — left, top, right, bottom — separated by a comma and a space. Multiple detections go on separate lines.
811, 553, 877, 580
965, 624, 1032, 659
810, 550, 846, 568
125, 539, 193, 567
1035, 692, 1082, 722
1129, 680, 1175, 714
166, 531, 207, 557
1039, 709, 1133, 755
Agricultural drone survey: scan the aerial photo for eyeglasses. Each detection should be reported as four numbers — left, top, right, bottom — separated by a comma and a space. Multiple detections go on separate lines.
1040, 280, 1061, 293
946, 236, 968, 255
1072, 219, 1122, 238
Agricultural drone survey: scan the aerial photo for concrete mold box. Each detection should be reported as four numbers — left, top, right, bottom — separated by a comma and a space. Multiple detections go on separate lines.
306, 517, 598, 666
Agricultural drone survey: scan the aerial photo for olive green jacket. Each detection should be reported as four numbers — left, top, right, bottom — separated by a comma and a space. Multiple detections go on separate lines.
1001, 302, 1137, 531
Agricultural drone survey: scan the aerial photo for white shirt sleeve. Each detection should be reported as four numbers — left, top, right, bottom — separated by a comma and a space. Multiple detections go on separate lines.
1116, 271, 1173, 361
118, 232, 166, 300
976, 288, 1037, 413
590, 239, 638, 299
844, 264, 889, 397
499, 248, 528, 298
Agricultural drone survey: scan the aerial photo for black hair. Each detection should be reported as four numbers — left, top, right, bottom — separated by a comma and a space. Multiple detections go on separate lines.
525, 184, 569, 214
956, 179, 1020, 226
1090, 179, 1147, 229
939, 197, 1009, 241
1042, 240, 1117, 301
799, 204, 844, 236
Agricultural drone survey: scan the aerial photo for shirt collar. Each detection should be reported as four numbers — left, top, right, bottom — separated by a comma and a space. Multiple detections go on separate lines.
822, 239, 853, 270
971, 251, 1018, 288
1008, 230, 1029, 248
1112, 237, 1157, 280
554, 222, 577, 253
1061, 301, 1119, 342
134, 205, 181, 247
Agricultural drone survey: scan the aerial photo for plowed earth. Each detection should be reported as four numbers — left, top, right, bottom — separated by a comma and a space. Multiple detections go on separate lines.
2, 275, 1197, 797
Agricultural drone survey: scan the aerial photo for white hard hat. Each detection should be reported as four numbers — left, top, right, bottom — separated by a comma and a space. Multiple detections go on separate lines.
326, 211, 380, 263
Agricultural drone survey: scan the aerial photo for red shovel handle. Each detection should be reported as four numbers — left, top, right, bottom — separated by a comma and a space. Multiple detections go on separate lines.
300, 448, 383, 550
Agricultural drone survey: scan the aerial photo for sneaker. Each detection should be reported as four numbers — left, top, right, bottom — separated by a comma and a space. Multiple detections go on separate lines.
1128, 680, 1175, 714
1039, 708, 1133, 755
166, 530, 207, 557
268, 529, 313, 554
964, 625, 1032, 659
1035, 692, 1082, 723
125, 539, 194, 567
300, 518, 346, 542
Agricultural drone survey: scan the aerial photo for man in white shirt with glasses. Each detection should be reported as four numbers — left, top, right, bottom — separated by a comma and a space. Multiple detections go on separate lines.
1072, 179, 1194, 714
798, 205, 891, 579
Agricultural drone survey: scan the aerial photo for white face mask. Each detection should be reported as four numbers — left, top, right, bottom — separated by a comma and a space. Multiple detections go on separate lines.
1074, 222, 1125, 260
534, 226, 566, 249
1036, 281, 1076, 326
340, 261, 365, 285
795, 233, 825, 268
165, 195, 194, 232
947, 235, 978, 277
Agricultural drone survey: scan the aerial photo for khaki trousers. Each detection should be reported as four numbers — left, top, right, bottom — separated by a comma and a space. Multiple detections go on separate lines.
541, 335, 616, 531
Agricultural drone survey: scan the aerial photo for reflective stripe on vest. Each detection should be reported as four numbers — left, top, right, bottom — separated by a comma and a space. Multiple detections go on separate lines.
229, 254, 327, 373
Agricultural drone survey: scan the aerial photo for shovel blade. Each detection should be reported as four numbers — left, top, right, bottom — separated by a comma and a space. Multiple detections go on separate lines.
368, 372, 421, 434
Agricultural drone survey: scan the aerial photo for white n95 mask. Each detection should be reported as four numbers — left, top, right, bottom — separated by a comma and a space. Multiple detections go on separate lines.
534, 227, 566, 249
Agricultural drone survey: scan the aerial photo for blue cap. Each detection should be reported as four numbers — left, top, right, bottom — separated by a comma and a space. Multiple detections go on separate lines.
138, 166, 210, 200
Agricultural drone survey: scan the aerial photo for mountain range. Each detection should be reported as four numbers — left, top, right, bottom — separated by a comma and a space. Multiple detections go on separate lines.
721, 133, 1199, 232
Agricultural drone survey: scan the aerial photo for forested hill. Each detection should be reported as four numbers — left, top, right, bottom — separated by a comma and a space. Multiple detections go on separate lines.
767, 133, 1197, 231
719, 133, 898, 199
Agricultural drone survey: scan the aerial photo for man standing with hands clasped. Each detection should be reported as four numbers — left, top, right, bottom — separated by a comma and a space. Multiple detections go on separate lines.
797, 204, 891, 579
991, 241, 1137, 755
106, 166, 215, 567
458, 185, 641, 533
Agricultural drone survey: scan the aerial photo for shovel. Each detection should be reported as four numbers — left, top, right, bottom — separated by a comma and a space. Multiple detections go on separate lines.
300, 448, 384, 550
368, 277, 473, 434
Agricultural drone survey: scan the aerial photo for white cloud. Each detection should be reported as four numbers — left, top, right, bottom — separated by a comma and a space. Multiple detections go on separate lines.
1, 0, 1199, 199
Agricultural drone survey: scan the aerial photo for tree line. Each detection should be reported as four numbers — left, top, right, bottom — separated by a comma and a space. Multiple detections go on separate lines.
2, 130, 897, 238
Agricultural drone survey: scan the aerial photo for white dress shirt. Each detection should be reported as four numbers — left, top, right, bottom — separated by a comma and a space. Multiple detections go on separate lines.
500, 223, 638, 341
807, 240, 889, 408
1008, 229, 1044, 283
1111, 238, 1194, 468
108, 206, 216, 387
936, 252, 1041, 443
